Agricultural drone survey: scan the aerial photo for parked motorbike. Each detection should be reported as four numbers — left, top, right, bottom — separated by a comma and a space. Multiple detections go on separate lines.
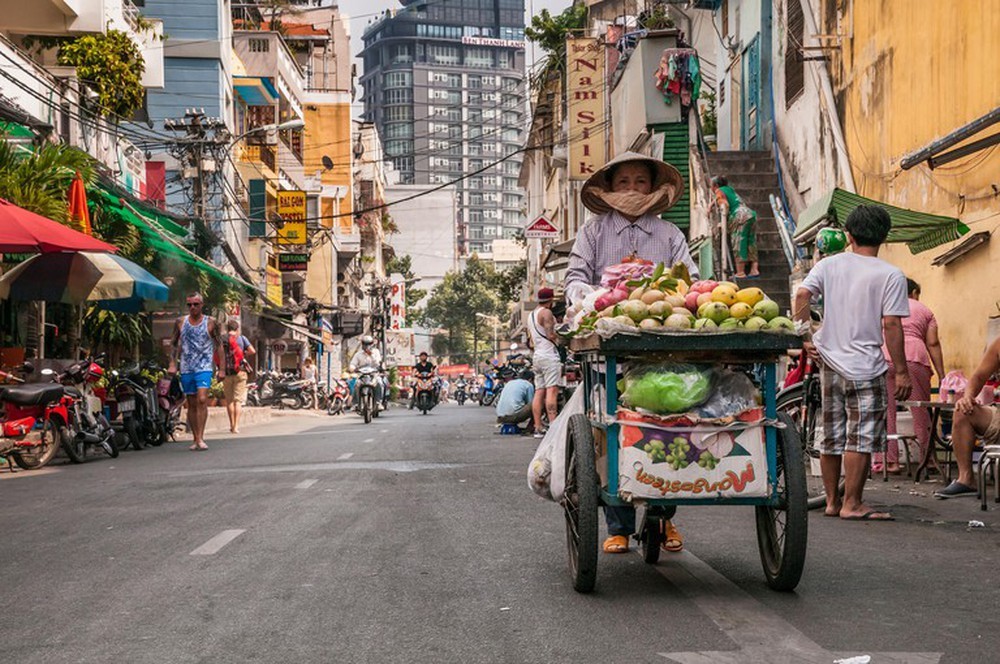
478, 372, 502, 407
355, 366, 380, 424
59, 355, 118, 462
109, 361, 161, 450
155, 372, 186, 442
247, 371, 310, 409
413, 371, 437, 415
0, 363, 67, 471
327, 378, 350, 416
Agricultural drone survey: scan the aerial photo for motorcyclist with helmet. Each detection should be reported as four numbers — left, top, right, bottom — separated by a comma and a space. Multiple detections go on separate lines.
348, 336, 384, 411
409, 351, 438, 409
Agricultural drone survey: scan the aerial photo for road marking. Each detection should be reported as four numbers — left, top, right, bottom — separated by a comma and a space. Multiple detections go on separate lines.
363, 438, 374, 443
655, 551, 942, 664
170, 460, 463, 476
190, 529, 246, 556
380, 429, 389, 433
337, 453, 354, 460
295, 479, 318, 489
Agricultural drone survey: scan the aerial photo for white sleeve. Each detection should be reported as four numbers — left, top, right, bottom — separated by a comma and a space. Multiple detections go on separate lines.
882, 271, 911, 317
800, 259, 826, 295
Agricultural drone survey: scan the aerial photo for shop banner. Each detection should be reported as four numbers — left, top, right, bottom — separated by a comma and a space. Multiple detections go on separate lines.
275, 190, 307, 245
566, 37, 607, 180
615, 409, 770, 500
265, 265, 282, 307
278, 252, 309, 272
389, 273, 406, 330
385, 328, 414, 367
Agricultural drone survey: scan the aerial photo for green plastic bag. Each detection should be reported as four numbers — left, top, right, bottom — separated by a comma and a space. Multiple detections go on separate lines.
620, 364, 714, 414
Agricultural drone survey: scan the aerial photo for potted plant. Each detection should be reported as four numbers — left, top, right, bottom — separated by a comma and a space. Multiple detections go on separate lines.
208, 378, 224, 407
700, 90, 718, 149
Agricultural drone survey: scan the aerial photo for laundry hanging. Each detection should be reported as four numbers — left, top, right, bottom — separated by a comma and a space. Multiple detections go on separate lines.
653, 47, 702, 106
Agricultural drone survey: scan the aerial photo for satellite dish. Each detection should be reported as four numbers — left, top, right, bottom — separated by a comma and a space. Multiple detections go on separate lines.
321, 155, 334, 170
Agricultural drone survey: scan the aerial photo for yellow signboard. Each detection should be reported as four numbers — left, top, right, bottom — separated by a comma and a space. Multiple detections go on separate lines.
275, 190, 307, 245
265, 265, 283, 307
566, 37, 607, 180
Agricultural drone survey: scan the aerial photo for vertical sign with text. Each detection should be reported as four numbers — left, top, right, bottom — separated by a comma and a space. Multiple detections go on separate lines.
275, 190, 307, 245
389, 273, 406, 330
566, 37, 607, 180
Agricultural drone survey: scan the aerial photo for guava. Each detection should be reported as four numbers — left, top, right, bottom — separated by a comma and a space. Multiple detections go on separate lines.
647, 301, 671, 318
620, 300, 649, 322
664, 313, 693, 329
752, 299, 780, 322
768, 316, 796, 332
719, 318, 742, 330
743, 316, 769, 331
641, 289, 665, 305
702, 302, 731, 324
693, 318, 717, 330
639, 318, 662, 330
612, 315, 638, 328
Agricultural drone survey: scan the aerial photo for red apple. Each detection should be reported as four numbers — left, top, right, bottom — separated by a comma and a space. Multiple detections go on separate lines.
684, 291, 700, 312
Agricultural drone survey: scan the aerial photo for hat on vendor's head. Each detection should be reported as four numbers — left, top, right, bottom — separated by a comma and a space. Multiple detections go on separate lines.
580, 151, 685, 215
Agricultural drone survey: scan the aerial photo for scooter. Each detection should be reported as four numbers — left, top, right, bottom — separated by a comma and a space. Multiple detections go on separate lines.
326, 378, 350, 416
155, 372, 186, 443
454, 380, 468, 406
478, 371, 502, 407
413, 371, 437, 415
247, 371, 310, 409
109, 361, 161, 450
355, 366, 380, 424
59, 356, 118, 463
0, 363, 68, 471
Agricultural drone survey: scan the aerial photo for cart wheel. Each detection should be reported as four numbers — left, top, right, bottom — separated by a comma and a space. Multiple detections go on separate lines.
755, 412, 808, 591
564, 413, 599, 593
641, 519, 661, 565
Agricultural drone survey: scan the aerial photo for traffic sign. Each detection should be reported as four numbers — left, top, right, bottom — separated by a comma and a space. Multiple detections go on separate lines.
524, 215, 559, 239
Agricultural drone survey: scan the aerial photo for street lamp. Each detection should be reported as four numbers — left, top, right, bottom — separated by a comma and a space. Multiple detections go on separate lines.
476, 312, 501, 364
228, 118, 305, 145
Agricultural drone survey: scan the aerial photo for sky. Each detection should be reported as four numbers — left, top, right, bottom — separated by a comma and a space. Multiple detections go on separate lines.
334, 0, 572, 115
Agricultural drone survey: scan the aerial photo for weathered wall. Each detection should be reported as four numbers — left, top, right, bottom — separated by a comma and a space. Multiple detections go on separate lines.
827, 0, 1000, 374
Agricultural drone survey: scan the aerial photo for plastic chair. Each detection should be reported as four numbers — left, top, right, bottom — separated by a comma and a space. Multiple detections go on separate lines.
977, 444, 1000, 511
883, 434, 918, 480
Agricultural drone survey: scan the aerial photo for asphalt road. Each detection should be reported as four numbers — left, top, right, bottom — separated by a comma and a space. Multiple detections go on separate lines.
1, 403, 997, 663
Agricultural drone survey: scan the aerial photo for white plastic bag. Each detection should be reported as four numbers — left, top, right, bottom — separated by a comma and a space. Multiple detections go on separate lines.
527, 386, 585, 502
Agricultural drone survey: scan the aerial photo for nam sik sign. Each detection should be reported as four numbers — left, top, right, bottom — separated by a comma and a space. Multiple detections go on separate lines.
566, 37, 606, 180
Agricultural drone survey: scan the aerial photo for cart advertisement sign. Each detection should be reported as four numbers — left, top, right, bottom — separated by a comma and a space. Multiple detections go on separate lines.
616, 409, 769, 500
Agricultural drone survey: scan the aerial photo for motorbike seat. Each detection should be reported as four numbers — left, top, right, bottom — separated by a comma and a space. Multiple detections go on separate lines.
0, 383, 65, 406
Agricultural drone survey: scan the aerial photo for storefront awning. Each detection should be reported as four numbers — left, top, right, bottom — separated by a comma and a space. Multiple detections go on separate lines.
541, 238, 575, 271
793, 188, 970, 254
234, 76, 280, 107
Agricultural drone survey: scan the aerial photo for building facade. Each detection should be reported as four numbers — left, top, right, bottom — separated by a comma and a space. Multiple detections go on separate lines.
359, 0, 527, 258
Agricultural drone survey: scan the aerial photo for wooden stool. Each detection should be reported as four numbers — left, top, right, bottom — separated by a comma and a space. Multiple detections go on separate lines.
977, 444, 1000, 511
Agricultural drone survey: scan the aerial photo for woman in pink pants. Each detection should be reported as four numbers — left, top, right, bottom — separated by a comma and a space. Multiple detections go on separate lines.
879, 279, 946, 473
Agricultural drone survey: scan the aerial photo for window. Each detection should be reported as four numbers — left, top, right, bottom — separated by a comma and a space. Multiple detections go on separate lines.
467, 75, 481, 89
469, 192, 483, 205
468, 109, 482, 123
502, 77, 520, 91
483, 226, 497, 237
394, 156, 413, 173
386, 106, 413, 122
469, 159, 483, 171
446, 90, 462, 105
502, 128, 519, 142
427, 44, 460, 65
384, 71, 412, 88
447, 125, 463, 139
464, 47, 493, 68
385, 89, 412, 104
467, 143, 481, 156
429, 88, 449, 101
503, 177, 518, 191
384, 140, 412, 157
785, 0, 805, 105
467, 92, 481, 105
384, 123, 413, 139
503, 194, 520, 208
502, 94, 520, 108
389, 44, 412, 64
502, 111, 519, 126
445, 108, 461, 122
469, 209, 483, 222
497, 50, 512, 69
446, 73, 462, 88
468, 125, 482, 139
503, 210, 521, 224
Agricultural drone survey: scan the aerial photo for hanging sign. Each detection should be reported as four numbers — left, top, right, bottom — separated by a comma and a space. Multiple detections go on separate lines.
265, 264, 283, 306
278, 252, 309, 272
566, 37, 607, 180
275, 190, 307, 245
524, 215, 559, 239
389, 273, 406, 330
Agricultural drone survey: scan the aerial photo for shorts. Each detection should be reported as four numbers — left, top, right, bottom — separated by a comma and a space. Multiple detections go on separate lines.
819, 365, 888, 455
180, 371, 213, 396
533, 357, 562, 389
223, 372, 248, 403
982, 405, 1000, 444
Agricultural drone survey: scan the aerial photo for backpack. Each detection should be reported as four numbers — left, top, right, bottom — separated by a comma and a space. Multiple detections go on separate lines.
223, 334, 245, 374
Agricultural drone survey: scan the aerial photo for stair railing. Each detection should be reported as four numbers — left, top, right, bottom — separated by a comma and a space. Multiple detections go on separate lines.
688, 109, 733, 280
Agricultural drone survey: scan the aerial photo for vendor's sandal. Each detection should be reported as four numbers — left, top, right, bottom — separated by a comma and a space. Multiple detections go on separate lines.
602, 535, 629, 553
661, 522, 684, 552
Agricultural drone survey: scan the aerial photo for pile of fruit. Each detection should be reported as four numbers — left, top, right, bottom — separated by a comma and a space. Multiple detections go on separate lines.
579, 262, 796, 334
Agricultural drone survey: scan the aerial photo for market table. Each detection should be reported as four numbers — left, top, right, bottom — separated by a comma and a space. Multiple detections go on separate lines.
902, 400, 955, 483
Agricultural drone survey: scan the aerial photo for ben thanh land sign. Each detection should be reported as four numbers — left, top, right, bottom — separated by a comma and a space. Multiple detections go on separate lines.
524, 215, 559, 239
566, 37, 607, 180
275, 190, 307, 245
278, 252, 309, 272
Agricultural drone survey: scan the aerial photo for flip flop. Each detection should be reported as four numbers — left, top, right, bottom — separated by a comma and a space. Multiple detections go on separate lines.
189, 444, 199, 451
840, 510, 894, 521
603, 535, 629, 553
661, 522, 683, 552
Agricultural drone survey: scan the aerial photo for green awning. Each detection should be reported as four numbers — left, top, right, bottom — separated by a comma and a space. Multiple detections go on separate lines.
89, 187, 256, 291
793, 188, 970, 254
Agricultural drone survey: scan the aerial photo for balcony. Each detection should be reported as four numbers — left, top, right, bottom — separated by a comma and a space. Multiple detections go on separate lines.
240, 143, 277, 176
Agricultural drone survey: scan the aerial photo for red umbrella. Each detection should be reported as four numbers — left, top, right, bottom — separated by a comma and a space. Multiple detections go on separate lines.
0, 198, 116, 253
67, 172, 92, 235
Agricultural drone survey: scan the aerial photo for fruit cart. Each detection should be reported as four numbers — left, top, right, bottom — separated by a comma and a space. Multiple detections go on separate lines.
564, 330, 807, 592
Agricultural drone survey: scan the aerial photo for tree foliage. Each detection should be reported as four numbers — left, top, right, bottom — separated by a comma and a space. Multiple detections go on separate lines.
0, 139, 95, 223
384, 254, 426, 314
420, 256, 514, 363
525, 4, 589, 84
57, 30, 146, 119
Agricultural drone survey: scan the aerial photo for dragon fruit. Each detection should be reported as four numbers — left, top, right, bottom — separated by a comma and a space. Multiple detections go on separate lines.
599, 260, 656, 291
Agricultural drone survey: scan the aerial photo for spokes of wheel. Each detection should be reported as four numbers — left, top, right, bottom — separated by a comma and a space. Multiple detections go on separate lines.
564, 414, 598, 593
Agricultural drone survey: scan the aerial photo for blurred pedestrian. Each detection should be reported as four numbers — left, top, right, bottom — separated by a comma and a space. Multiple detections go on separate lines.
221, 319, 255, 433
877, 279, 945, 474
712, 176, 759, 278
302, 357, 317, 408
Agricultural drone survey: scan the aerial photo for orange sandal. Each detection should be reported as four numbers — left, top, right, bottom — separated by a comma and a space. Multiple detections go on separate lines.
661, 521, 683, 552
603, 535, 629, 553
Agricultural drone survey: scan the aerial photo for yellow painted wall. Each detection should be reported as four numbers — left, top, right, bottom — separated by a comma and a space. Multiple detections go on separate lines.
303, 101, 353, 305
827, 0, 1000, 374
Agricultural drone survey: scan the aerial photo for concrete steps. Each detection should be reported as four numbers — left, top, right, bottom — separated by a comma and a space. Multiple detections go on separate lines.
704, 150, 792, 314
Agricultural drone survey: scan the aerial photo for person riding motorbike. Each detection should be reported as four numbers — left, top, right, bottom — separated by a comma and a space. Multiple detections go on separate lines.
348, 336, 384, 410
410, 351, 438, 409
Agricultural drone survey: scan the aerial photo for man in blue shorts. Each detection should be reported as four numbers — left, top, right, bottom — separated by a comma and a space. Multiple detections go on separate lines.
169, 292, 224, 451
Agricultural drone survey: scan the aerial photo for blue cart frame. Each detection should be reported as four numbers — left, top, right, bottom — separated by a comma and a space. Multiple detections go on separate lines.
564, 332, 807, 592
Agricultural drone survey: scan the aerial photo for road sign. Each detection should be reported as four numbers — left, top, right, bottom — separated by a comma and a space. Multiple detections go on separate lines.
524, 215, 559, 239
271, 340, 288, 354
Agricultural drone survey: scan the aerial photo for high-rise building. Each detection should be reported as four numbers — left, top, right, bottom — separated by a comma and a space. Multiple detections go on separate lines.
360, 0, 526, 258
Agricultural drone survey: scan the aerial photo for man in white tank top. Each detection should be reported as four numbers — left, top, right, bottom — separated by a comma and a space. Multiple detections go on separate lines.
530, 287, 561, 437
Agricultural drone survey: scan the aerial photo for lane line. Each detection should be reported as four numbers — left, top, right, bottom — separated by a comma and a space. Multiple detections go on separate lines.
337, 452, 354, 460
654, 551, 941, 663
363, 438, 374, 443
190, 529, 245, 556
295, 479, 318, 489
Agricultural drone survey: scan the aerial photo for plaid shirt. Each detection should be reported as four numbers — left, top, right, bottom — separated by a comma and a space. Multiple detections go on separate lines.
565, 211, 700, 288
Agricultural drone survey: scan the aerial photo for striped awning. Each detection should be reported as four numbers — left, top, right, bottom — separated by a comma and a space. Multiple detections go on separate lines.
793, 188, 970, 254
234, 76, 279, 106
